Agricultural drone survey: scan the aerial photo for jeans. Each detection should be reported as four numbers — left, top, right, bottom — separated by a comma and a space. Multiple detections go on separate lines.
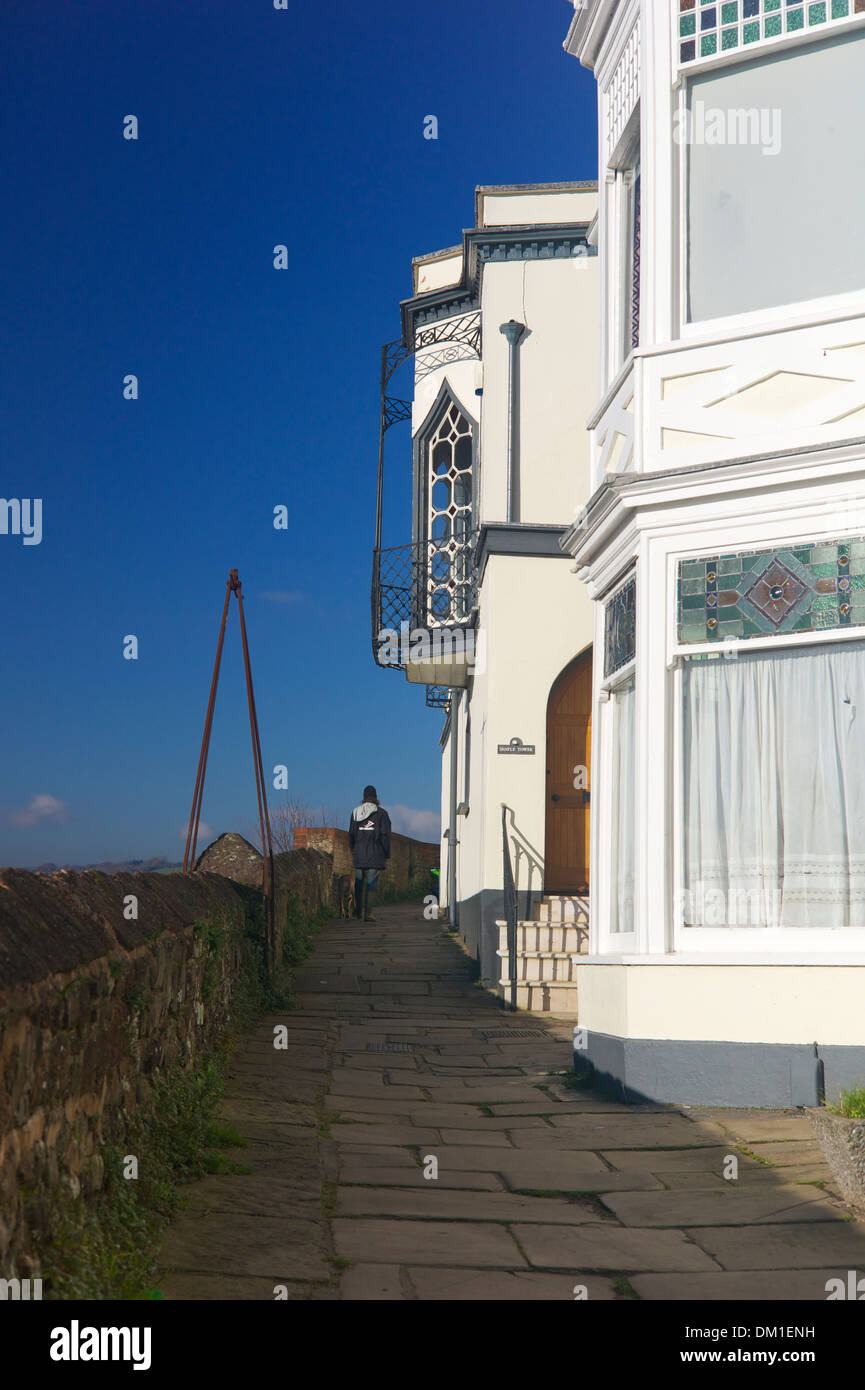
354, 868, 379, 900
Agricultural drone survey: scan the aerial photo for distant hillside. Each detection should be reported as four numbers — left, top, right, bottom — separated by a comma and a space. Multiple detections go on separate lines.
33, 858, 182, 876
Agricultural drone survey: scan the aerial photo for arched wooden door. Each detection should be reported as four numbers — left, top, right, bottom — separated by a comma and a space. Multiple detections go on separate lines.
544, 648, 592, 894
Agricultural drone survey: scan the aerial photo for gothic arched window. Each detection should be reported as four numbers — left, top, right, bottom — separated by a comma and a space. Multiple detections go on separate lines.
416, 386, 476, 626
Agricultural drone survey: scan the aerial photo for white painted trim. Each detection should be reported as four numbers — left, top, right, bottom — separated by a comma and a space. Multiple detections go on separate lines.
579, 951, 865, 966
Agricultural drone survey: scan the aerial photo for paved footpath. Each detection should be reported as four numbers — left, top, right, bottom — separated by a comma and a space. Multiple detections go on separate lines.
158, 905, 865, 1300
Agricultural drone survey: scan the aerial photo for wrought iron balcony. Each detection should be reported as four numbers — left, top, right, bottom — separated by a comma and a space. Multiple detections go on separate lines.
372, 532, 478, 674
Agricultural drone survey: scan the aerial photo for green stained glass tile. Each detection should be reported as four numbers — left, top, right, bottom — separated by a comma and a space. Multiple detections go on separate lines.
791, 616, 811, 630
740, 555, 759, 569
701, 32, 718, 53
765, 0, 781, 9
810, 547, 837, 564
681, 560, 705, 578
680, 12, 697, 34
811, 562, 838, 577
721, 24, 739, 44
787, 7, 805, 28
743, 19, 760, 38
682, 594, 708, 609
850, 574, 865, 588
717, 557, 741, 575
831, 0, 849, 15
848, 540, 865, 555
765, 12, 783, 31
808, 1, 827, 19
721, 0, 738, 18
851, 559, 865, 575
680, 577, 706, 595
742, 620, 762, 636
792, 548, 811, 563
718, 621, 744, 637
681, 625, 706, 642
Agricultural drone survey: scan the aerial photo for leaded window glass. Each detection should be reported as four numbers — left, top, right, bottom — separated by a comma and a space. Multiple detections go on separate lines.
677, 0, 863, 67
426, 398, 474, 625
604, 575, 637, 677
677, 537, 865, 644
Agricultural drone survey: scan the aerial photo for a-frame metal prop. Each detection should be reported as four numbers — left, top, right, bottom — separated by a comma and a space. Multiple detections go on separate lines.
183, 569, 276, 959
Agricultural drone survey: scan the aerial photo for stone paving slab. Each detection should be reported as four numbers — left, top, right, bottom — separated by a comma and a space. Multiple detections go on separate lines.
336, 1185, 603, 1224
601, 1146, 761, 1171
417, 1144, 609, 1173
408, 1110, 550, 1130
333, 1217, 526, 1268
685, 1222, 865, 1269
183, 1175, 320, 1220
513, 1223, 720, 1272
748, 1141, 828, 1166
326, 1094, 428, 1116
160, 1213, 329, 1281
334, 1144, 421, 1169
508, 1120, 720, 1150
602, 1186, 844, 1227
631, 1269, 861, 1300
338, 1166, 505, 1190
331, 1123, 442, 1146
161, 1273, 316, 1300
406, 1267, 621, 1300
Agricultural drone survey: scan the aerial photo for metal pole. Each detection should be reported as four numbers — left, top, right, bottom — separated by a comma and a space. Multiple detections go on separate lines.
447, 688, 461, 929
183, 578, 232, 873
499, 320, 525, 524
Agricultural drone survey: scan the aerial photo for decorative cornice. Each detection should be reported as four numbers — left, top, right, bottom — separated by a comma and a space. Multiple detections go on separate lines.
401, 223, 597, 347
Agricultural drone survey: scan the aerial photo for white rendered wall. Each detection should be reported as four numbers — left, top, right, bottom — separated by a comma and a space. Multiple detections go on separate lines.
577, 962, 865, 1046
479, 254, 598, 525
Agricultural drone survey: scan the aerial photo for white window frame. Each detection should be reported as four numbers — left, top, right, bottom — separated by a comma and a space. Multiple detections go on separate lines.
673, 24, 865, 339
596, 568, 639, 955
667, 538, 865, 951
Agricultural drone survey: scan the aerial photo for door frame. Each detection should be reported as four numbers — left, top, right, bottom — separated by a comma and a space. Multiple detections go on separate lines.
544, 645, 593, 895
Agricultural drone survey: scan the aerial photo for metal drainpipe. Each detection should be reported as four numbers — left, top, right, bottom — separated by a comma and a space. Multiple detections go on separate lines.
499, 320, 526, 523
447, 688, 462, 928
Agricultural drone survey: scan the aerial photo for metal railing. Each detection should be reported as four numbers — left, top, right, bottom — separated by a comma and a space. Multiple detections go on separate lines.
372, 533, 478, 670
501, 804, 518, 1011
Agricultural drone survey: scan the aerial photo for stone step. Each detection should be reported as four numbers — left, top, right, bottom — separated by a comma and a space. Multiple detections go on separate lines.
494, 920, 588, 955
531, 895, 589, 924
495, 977, 580, 1016
495, 948, 578, 983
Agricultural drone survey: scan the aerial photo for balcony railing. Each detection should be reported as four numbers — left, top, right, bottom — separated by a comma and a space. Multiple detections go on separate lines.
372, 533, 478, 671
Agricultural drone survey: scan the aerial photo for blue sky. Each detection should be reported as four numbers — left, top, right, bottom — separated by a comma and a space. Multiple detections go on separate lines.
0, 0, 597, 867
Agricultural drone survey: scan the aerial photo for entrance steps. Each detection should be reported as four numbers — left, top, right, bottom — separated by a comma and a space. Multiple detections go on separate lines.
494, 895, 588, 1016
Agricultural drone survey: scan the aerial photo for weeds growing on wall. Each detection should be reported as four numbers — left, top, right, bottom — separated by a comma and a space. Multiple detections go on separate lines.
34, 1060, 230, 1299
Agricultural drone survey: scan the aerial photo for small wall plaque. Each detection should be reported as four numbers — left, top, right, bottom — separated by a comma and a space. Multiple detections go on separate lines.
497, 736, 535, 755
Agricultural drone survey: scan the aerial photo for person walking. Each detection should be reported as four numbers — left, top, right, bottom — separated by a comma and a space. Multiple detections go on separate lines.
348, 785, 391, 922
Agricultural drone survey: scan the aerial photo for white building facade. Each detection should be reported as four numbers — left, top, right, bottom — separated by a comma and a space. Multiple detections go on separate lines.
373, 184, 599, 999
562, 0, 865, 1105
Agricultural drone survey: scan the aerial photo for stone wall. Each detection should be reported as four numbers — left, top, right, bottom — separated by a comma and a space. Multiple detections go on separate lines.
293, 825, 439, 896
0, 844, 332, 1280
